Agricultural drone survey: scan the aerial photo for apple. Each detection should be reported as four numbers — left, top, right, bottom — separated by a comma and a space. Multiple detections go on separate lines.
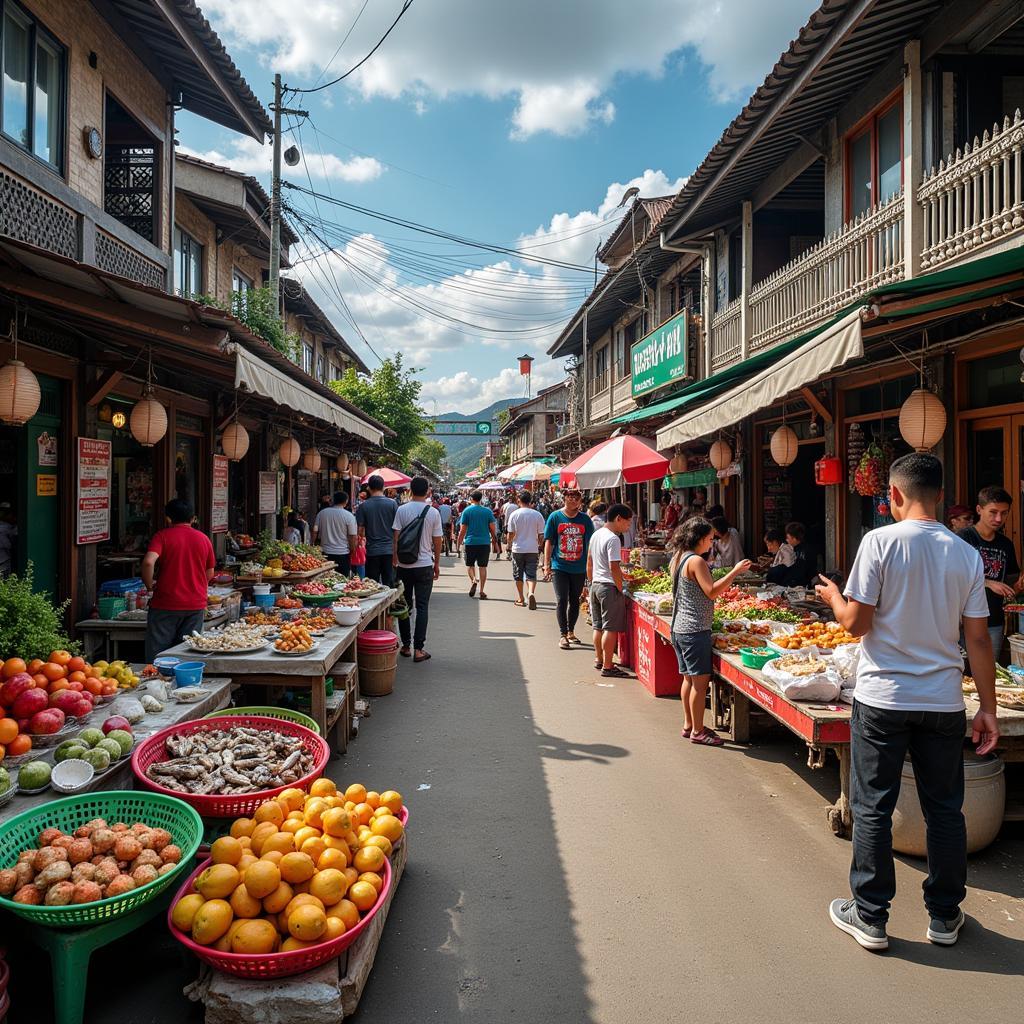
52, 690, 85, 715
12, 687, 49, 719
70, 697, 93, 718
29, 707, 65, 734
102, 715, 131, 735
0, 674, 36, 708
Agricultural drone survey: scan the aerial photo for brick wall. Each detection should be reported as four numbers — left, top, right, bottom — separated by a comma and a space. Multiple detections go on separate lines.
215, 241, 264, 304
173, 194, 216, 293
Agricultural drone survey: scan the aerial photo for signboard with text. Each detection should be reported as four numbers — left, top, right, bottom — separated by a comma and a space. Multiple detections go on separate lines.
211, 455, 229, 534
630, 310, 688, 399
259, 472, 279, 515
76, 438, 111, 544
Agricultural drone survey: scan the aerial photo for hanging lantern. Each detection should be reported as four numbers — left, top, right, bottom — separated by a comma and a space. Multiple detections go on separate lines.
518, 354, 534, 376
668, 448, 686, 474
770, 425, 798, 467
302, 448, 322, 472
899, 388, 946, 451
129, 385, 167, 447
336, 453, 349, 473
221, 421, 250, 461
279, 436, 300, 467
709, 439, 733, 471
354, 457, 367, 478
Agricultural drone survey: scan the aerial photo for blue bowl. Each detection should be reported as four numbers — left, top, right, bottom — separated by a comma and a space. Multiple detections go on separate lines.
173, 661, 206, 687
153, 656, 181, 679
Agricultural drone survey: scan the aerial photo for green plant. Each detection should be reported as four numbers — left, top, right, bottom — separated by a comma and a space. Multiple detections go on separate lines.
229, 287, 301, 360
0, 563, 77, 658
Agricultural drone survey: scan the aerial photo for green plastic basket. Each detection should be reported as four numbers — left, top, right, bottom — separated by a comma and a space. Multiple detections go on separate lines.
0, 790, 203, 928
740, 646, 777, 670
203, 705, 321, 734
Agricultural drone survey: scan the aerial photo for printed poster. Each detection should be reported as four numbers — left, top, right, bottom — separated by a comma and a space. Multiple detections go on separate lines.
211, 454, 229, 534
77, 438, 111, 544
259, 471, 279, 515
37, 431, 57, 466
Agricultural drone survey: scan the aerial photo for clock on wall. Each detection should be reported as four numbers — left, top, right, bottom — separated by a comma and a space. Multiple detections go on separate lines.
83, 126, 102, 159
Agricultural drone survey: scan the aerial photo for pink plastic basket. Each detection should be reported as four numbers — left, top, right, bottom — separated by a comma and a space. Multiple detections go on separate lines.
131, 715, 329, 818
168, 854, 392, 978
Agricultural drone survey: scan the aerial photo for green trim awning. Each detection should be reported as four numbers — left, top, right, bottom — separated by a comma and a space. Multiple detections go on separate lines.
873, 245, 1024, 303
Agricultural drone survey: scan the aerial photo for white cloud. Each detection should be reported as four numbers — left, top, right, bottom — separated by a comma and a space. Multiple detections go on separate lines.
421, 362, 566, 415
198, 0, 819, 138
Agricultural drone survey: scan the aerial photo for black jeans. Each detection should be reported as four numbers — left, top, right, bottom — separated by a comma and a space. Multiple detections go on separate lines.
397, 566, 434, 651
850, 700, 967, 925
365, 554, 394, 587
145, 608, 205, 664
551, 570, 585, 636
324, 552, 351, 576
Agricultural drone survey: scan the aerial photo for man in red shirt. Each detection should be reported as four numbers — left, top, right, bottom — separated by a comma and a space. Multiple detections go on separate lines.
141, 499, 215, 661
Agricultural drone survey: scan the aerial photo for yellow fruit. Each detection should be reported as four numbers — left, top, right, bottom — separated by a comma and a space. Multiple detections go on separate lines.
230, 882, 263, 919
288, 903, 327, 941
364, 790, 381, 809
347, 881, 377, 912
318, 847, 349, 871
324, 796, 345, 809
230, 818, 256, 839
237, 854, 258, 873
262, 831, 296, 856
243, 860, 281, 899
344, 830, 360, 851
254, 801, 284, 828
344, 801, 356, 812
352, 803, 374, 827
211, 836, 243, 866
309, 778, 337, 798
192, 899, 233, 945
231, 918, 279, 954
357, 826, 372, 841
249, 822, 278, 856
321, 807, 352, 837
237, 836, 252, 849
285, 893, 324, 917
195, 863, 241, 900
309, 868, 345, 906
322, 834, 351, 855
379, 790, 403, 814
362, 835, 393, 858
358, 871, 384, 894
323, 916, 347, 941
372, 806, 392, 820
279, 851, 316, 884
293, 826, 321, 849
171, 893, 205, 932
278, 787, 306, 811
353, 846, 385, 874
299, 836, 326, 862
293, 879, 312, 894
303, 798, 329, 829
281, 937, 317, 952
342, 867, 359, 890
325, 898, 360, 931
261, 850, 284, 866
370, 815, 404, 844
287, 809, 305, 821
281, 818, 305, 835
262, 881, 294, 914
213, 932, 234, 953
344, 783, 367, 804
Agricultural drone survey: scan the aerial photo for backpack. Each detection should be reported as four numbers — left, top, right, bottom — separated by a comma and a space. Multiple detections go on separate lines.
397, 506, 429, 564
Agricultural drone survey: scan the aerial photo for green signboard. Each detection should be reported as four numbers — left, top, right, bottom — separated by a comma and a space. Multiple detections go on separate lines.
630, 310, 688, 400
427, 420, 493, 436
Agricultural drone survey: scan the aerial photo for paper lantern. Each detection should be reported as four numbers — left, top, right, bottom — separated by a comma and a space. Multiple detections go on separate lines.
709, 440, 732, 471
769, 425, 798, 467
0, 359, 41, 425
302, 448, 322, 472
899, 388, 947, 451
129, 386, 167, 447
221, 421, 250, 461
279, 436, 300, 467
668, 449, 686, 474
336, 453, 349, 472
354, 457, 367, 478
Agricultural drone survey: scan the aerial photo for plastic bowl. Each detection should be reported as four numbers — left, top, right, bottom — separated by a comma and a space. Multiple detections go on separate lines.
154, 656, 181, 679
50, 758, 96, 793
333, 604, 361, 626
173, 661, 206, 687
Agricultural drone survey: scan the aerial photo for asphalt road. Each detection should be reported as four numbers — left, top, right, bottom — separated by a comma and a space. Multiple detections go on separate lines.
10, 553, 1023, 1023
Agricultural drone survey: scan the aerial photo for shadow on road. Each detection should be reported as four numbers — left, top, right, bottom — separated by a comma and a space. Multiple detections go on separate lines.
534, 726, 629, 765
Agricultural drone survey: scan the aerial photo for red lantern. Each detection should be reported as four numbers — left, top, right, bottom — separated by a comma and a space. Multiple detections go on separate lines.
814, 456, 843, 486
518, 354, 534, 376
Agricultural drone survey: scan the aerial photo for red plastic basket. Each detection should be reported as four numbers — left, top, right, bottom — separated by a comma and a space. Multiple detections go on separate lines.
168, 854, 392, 978
131, 715, 329, 818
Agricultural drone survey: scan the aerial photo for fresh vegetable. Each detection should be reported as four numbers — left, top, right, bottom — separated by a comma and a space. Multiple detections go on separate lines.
17, 760, 51, 789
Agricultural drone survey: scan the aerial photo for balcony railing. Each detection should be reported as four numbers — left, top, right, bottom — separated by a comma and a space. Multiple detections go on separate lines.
710, 298, 742, 371
588, 369, 609, 397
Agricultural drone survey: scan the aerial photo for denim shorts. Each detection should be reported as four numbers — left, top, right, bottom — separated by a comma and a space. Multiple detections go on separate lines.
511, 552, 538, 581
671, 630, 713, 676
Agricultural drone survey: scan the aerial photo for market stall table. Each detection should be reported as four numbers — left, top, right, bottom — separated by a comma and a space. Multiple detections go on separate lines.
75, 609, 228, 661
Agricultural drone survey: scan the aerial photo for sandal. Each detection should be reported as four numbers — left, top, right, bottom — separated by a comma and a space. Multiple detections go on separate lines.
514, 600, 526, 607
414, 651, 432, 663
566, 633, 582, 645
399, 647, 411, 658
601, 666, 629, 678
681, 727, 692, 739
469, 582, 477, 597
594, 660, 602, 669
559, 636, 572, 650
528, 594, 537, 610
691, 728, 724, 747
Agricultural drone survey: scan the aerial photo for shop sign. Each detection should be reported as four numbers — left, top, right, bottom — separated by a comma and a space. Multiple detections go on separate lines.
76, 438, 111, 544
716, 461, 742, 479
36, 431, 57, 467
630, 310, 688, 399
36, 474, 57, 496
211, 455, 229, 534
259, 471, 279, 515
663, 467, 717, 489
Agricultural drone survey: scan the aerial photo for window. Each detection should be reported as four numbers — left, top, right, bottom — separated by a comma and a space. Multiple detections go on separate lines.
173, 227, 203, 297
331, 362, 344, 381
593, 345, 608, 379
316, 355, 325, 383
0, 1, 64, 169
232, 269, 253, 305
302, 344, 314, 375
104, 93, 158, 242
846, 96, 902, 219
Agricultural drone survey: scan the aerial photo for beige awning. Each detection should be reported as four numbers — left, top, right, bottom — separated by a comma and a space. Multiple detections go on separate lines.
232, 345, 383, 446
656, 307, 865, 449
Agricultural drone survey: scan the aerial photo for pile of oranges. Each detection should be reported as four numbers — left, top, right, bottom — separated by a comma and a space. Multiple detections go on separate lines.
170, 780, 404, 955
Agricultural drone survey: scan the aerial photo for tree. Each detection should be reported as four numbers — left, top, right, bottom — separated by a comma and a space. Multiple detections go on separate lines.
330, 353, 427, 460
409, 438, 447, 473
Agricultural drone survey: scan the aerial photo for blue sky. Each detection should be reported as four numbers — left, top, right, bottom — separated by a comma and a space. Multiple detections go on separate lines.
182, 0, 819, 412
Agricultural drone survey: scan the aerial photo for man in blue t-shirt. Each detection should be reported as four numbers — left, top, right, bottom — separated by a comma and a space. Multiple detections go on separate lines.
457, 490, 497, 599
543, 487, 594, 649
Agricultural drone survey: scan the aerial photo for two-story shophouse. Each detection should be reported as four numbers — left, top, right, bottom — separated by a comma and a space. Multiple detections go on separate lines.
0, 0, 387, 619
500, 381, 569, 465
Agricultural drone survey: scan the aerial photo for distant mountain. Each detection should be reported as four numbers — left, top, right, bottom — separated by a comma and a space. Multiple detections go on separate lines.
428, 398, 517, 477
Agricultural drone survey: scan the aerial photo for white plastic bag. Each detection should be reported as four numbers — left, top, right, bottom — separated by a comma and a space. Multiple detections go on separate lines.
762, 647, 842, 702
831, 643, 861, 684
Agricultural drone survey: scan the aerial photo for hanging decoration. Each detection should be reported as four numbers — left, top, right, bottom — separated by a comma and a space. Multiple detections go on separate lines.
854, 442, 892, 497
279, 436, 300, 467
354, 457, 367, 478
846, 422, 867, 493
221, 421, 249, 461
302, 448, 322, 472
336, 453, 349, 473
898, 388, 946, 451
668, 447, 686, 475
0, 310, 42, 426
708, 438, 732, 472
129, 349, 167, 447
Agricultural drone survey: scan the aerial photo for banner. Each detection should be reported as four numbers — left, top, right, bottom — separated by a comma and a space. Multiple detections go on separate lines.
77, 438, 111, 544
211, 454, 229, 533
259, 471, 279, 515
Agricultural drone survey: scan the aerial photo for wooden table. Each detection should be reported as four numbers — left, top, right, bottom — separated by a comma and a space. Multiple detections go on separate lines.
75, 610, 227, 661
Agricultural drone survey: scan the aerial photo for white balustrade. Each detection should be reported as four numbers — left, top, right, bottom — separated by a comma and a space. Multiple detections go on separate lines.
710, 298, 742, 372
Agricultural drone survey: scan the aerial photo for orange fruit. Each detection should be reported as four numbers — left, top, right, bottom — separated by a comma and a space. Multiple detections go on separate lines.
230, 882, 263, 919
281, 818, 305, 835
364, 790, 381, 810
67, 655, 87, 673
0, 718, 18, 745
309, 778, 337, 798
243, 860, 281, 899
285, 893, 324, 918
344, 783, 367, 804
48, 650, 71, 667
288, 903, 327, 941
281, 937, 317, 952
358, 871, 384, 894
260, 850, 284, 866
171, 893, 206, 932
195, 863, 240, 900
210, 836, 243, 866
362, 835, 393, 858
308, 868, 345, 906
322, 834, 351, 854
318, 847, 349, 871
342, 867, 359, 890
2, 657, 27, 678
324, 796, 346, 809
278, 787, 306, 811
372, 806, 392, 820
353, 846, 385, 874
254, 801, 284, 827
299, 836, 326, 862
7, 734, 31, 757
237, 854, 258, 873
347, 881, 377, 912
321, 807, 351, 837
191, 899, 233, 945
279, 852, 316, 884
41, 662, 66, 682
237, 836, 252, 849
231, 918, 279, 954
26, 658, 44, 674
249, 822, 278, 856
352, 803, 374, 827
343, 830, 360, 852
230, 818, 256, 839
303, 798, 328, 830
261, 831, 296, 856
323, 916, 347, 941
262, 881, 294, 914
293, 826, 321, 849
325, 898, 360, 931
370, 815, 404, 844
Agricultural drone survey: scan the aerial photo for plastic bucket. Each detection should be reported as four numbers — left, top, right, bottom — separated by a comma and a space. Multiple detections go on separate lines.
173, 661, 206, 687
253, 593, 275, 610
252, 584, 272, 596
358, 633, 398, 696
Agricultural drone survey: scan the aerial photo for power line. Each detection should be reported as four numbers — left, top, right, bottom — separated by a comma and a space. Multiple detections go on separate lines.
308, 0, 370, 90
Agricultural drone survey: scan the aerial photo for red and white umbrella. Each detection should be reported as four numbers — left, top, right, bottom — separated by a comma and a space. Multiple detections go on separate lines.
559, 435, 668, 489
361, 467, 412, 488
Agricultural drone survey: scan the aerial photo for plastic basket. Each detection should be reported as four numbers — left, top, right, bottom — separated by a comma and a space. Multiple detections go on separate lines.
131, 716, 329, 818
202, 706, 321, 735
169, 854, 392, 978
299, 592, 341, 607
740, 646, 777, 670
0, 790, 203, 928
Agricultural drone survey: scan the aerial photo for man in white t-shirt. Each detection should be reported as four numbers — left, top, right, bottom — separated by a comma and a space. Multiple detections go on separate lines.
505, 491, 546, 610
313, 492, 358, 575
586, 503, 634, 678
392, 477, 443, 663
815, 453, 998, 952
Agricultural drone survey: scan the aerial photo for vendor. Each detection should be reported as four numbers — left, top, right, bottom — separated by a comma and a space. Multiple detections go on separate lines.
710, 515, 745, 568
765, 521, 816, 587
762, 527, 795, 570
661, 495, 681, 533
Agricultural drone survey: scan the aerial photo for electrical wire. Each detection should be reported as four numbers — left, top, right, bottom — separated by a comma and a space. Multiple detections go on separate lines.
307, 0, 370, 91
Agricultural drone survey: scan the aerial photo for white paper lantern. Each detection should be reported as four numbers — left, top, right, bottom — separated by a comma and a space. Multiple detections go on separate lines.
0, 359, 41, 425
279, 436, 300, 467
769, 424, 798, 467
354, 457, 367, 478
709, 439, 733, 471
302, 448, 322, 472
668, 449, 686, 474
899, 388, 947, 451
129, 387, 167, 447
336, 453, 349, 473
221, 421, 250, 461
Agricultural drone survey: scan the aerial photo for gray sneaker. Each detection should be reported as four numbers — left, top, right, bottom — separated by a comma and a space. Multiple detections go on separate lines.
927, 909, 965, 946
829, 898, 889, 951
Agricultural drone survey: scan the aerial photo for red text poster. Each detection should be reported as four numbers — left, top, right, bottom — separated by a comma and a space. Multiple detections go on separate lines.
211, 454, 229, 534
77, 438, 111, 544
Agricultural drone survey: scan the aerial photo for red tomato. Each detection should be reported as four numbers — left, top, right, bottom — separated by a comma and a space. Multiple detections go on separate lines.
48, 651, 71, 667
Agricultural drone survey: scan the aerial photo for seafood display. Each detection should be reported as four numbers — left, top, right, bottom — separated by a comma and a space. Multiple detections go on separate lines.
144, 726, 315, 795
185, 624, 271, 652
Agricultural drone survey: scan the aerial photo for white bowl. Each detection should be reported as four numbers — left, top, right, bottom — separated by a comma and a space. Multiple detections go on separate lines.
333, 605, 361, 626
51, 758, 95, 793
